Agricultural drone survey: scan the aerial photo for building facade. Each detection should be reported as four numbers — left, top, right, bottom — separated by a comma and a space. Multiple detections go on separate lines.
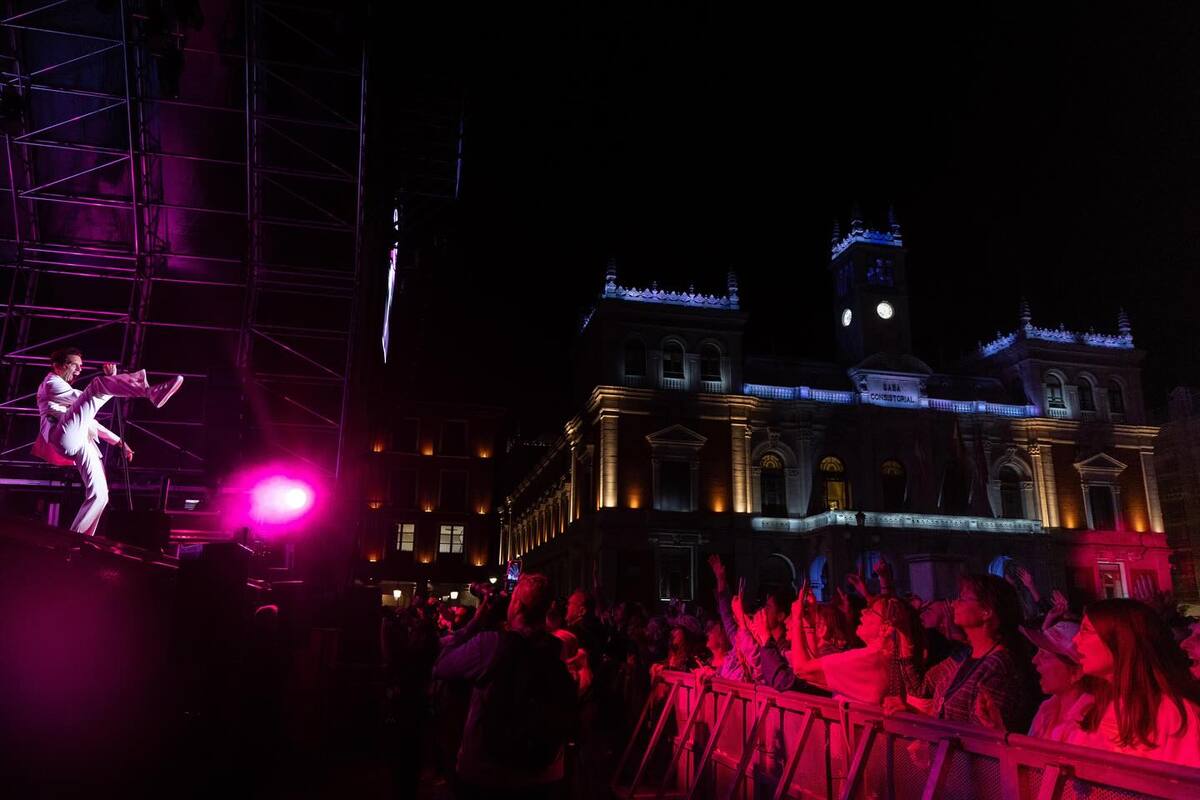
358, 401, 504, 605
503, 221, 1171, 608
1155, 387, 1200, 601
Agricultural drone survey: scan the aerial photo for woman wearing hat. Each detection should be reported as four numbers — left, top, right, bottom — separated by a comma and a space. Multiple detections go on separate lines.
978, 621, 1099, 740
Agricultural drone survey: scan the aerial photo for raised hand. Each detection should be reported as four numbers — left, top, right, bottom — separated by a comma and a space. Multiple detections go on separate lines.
749, 608, 770, 647
102, 362, 118, 376
708, 554, 727, 592
1043, 589, 1070, 629
833, 587, 851, 616
1013, 565, 1040, 603
731, 592, 748, 632
846, 572, 869, 599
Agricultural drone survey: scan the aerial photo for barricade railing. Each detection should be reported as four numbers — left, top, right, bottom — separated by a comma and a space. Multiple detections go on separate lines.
611, 671, 1200, 800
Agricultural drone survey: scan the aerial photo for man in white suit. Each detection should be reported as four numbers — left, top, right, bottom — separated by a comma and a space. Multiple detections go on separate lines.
34, 347, 184, 536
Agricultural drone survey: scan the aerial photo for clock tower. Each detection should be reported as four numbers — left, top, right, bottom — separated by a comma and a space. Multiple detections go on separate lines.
829, 207, 913, 364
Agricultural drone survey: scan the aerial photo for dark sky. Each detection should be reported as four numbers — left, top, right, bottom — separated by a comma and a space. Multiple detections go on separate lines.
387, 3, 1200, 430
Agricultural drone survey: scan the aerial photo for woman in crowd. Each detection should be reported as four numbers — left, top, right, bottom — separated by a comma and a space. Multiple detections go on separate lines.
786, 591, 922, 705
695, 618, 749, 681
648, 620, 704, 682
890, 573, 1035, 732
975, 620, 1099, 740
1065, 598, 1200, 765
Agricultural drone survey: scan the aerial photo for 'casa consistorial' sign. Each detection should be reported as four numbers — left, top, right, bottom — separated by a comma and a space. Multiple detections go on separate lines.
847, 369, 926, 409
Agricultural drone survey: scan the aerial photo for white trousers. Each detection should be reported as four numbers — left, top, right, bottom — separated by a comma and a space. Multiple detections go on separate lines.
51, 371, 152, 536
70, 442, 109, 537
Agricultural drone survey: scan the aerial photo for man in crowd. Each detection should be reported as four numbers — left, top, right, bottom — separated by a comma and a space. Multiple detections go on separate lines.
433, 573, 577, 800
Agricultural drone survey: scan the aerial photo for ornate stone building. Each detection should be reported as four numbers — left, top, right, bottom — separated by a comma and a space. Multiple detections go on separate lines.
1155, 387, 1200, 601
502, 219, 1171, 607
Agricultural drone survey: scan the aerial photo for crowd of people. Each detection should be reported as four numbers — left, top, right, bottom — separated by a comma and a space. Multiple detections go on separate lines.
379, 558, 1200, 799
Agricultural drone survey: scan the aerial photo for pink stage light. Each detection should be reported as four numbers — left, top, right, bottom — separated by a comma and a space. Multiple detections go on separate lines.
250, 476, 315, 524
221, 462, 326, 538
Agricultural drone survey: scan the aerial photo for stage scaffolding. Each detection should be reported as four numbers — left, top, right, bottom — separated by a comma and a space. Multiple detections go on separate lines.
0, 0, 367, 498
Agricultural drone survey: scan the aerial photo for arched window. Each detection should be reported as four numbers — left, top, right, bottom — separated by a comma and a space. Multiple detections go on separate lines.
1078, 377, 1096, 413
760, 453, 786, 515
699, 343, 722, 382
1044, 374, 1065, 410
880, 459, 906, 511
820, 456, 849, 510
999, 466, 1024, 519
662, 341, 685, 380
624, 339, 645, 377
1108, 380, 1125, 415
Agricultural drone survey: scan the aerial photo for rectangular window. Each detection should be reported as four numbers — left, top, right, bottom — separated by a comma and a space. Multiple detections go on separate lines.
1108, 386, 1125, 414
440, 471, 468, 512
657, 545, 694, 601
1088, 484, 1117, 530
658, 460, 692, 511
394, 523, 415, 552
1097, 562, 1127, 599
441, 420, 468, 456
394, 418, 419, 453
390, 469, 417, 508
439, 524, 464, 554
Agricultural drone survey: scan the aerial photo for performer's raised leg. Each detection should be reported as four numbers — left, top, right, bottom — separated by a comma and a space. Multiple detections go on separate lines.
55, 369, 183, 457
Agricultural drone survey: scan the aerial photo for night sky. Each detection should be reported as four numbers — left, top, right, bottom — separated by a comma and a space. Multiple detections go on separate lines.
387, 3, 1200, 430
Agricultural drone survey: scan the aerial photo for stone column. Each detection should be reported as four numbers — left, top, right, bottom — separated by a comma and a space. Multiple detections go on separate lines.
785, 469, 803, 515
750, 467, 762, 513
1029, 443, 1059, 527
1140, 450, 1165, 532
690, 461, 700, 512
794, 428, 813, 513
568, 444, 578, 523
599, 412, 619, 508
731, 421, 750, 513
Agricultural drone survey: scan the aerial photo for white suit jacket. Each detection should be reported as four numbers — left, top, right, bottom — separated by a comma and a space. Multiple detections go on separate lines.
34, 372, 119, 464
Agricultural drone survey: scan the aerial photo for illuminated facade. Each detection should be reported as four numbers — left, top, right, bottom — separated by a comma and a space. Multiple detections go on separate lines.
1154, 387, 1200, 601
504, 222, 1170, 607
358, 402, 504, 604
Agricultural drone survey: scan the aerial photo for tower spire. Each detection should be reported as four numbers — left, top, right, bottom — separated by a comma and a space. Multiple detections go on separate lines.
888, 204, 901, 238
849, 202, 864, 234
831, 219, 841, 249
1019, 297, 1032, 327
1118, 307, 1132, 338
604, 257, 617, 295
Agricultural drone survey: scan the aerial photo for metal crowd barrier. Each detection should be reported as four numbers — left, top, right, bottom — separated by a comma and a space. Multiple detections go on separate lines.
611, 671, 1200, 800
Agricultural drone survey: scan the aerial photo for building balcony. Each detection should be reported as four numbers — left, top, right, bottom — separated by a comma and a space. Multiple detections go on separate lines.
660, 376, 686, 391
752, 509, 1043, 535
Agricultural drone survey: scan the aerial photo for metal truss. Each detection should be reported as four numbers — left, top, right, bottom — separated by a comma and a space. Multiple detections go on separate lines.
0, 0, 366, 493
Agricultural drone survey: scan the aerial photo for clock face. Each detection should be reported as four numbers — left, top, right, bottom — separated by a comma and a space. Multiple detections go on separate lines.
876, 301, 894, 320
841, 308, 853, 327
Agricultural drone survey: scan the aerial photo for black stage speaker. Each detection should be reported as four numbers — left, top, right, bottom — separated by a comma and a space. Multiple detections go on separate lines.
102, 509, 171, 550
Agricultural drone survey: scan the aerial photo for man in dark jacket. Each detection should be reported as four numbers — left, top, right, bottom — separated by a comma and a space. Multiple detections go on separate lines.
433, 573, 575, 800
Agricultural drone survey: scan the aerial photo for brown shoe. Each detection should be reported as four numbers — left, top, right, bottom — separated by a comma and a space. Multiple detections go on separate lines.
148, 375, 184, 409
